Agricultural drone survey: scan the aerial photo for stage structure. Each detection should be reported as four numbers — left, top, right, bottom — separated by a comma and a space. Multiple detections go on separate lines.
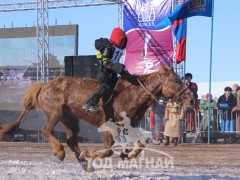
0, 0, 183, 82
0, 0, 121, 83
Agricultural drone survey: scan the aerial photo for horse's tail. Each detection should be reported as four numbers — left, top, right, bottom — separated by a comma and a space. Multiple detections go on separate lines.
0, 109, 29, 140
0, 82, 43, 140
23, 82, 43, 110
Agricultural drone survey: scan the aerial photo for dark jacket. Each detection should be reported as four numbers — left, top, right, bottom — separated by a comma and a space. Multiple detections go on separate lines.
96, 44, 123, 85
217, 93, 237, 120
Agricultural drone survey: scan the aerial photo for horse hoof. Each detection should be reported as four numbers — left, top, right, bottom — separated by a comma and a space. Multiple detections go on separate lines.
54, 152, 65, 161
80, 160, 95, 172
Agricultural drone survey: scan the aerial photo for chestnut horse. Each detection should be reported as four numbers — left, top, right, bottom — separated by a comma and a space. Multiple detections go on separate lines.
0, 66, 194, 171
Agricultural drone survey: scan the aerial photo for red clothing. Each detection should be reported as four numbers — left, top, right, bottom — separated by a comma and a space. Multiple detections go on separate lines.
189, 82, 198, 100
186, 81, 199, 123
149, 111, 155, 129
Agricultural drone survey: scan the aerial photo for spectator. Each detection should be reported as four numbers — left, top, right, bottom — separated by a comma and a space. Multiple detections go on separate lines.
152, 99, 165, 145
232, 83, 239, 98
232, 87, 240, 136
184, 73, 199, 133
164, 99, 183, 146
149, 106, 156, 142
200, 93, 217, 116
217, 86, 237, 144
199, 93, 218, 142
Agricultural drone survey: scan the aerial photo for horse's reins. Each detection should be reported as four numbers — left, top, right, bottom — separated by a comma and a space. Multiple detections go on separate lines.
136, 77, 159, 102
101, 70, 188, 120
101, 75, 142, 106
137, 70, 188, 104
136, 70, 170, 103
102, 72, 165, 106
172, 84, 189, 102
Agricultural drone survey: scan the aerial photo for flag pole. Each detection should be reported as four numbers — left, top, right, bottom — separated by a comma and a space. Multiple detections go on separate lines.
208, 0, 214, 144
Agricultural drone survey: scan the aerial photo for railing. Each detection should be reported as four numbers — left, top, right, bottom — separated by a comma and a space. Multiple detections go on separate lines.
200, 108, 239, 133
143, 105, 240, 144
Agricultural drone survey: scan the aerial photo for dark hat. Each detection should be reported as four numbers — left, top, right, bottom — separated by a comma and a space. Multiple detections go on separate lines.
224, 86, 232, 92
185, 73, 192, 79
236, 87, 240, 92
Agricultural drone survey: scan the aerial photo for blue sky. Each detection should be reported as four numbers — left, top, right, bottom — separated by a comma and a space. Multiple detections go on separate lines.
0, 0, 239, 84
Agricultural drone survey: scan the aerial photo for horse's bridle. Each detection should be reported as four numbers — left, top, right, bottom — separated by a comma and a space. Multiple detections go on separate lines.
137, 69, 189, 104
171, 84, 189, 104
157, 70, 189, 104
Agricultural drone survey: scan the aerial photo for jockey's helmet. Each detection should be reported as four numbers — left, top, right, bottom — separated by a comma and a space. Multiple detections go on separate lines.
110, 27, 128, 49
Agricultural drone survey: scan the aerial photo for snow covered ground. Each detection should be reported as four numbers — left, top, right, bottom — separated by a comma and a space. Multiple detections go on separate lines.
0, 142, 239, 180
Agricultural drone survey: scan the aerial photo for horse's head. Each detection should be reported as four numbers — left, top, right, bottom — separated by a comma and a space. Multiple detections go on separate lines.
158, 66, 194, 111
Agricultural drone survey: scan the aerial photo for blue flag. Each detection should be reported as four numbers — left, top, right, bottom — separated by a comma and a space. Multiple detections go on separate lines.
155, 0, 212, 29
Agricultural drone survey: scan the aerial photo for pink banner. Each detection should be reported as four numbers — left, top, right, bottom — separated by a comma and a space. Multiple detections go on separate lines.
123, 0, 173, 75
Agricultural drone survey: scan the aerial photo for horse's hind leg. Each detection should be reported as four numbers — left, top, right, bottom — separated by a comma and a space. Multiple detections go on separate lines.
60, 115, 82, 161
83, 131, 114, 159
41, 111, 65, 161
127, 139, 147, 159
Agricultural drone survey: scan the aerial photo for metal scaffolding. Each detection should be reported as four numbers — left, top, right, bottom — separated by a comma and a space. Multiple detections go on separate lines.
0, 0, 119, 12
0, 0, 183, 82
0, 0, 119, 82
36, 0, 49, 83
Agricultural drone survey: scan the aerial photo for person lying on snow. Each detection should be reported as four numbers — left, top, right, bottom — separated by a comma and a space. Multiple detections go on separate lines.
82, 27, 128, 113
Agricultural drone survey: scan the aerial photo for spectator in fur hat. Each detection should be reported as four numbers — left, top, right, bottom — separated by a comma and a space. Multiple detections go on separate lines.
217, 86, 237, 143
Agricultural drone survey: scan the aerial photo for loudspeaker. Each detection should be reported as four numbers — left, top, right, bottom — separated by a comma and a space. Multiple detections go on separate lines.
64, 56, 73, 77
64, 55, 99, 79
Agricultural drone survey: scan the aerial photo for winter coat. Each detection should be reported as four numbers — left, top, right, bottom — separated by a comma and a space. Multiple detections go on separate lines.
164, 100, 183, 138
185, 81, 199, 123
217, 93, 237, 120
188, 82, 198, 100
199, 99, 218, 130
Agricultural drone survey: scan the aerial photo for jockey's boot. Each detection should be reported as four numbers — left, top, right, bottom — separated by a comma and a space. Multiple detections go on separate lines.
82, 102, 99, 113
164, 136, 170, 146
82, 83, 110, 113
82, 103, 90, 110
88, 105, 99, 113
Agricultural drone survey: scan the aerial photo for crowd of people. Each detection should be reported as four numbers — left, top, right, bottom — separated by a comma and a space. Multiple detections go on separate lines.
145, 73, 240, 145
